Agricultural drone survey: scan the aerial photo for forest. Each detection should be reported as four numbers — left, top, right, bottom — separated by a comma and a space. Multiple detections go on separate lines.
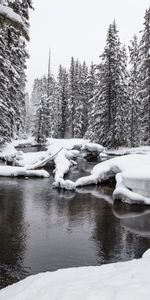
0, 1, 150, 150
31, 9, 150, 149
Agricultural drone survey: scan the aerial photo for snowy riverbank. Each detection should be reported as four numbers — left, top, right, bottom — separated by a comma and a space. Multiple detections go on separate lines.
1, 138, 150, 204
1, 249, 150, 300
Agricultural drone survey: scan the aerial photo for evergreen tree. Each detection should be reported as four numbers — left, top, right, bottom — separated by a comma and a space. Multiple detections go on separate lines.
88, 22, 129, 148
128, 35, 141, 146
85, 62, 97, 140
68, 57, 76, 137
138, 8, 150, 144
79, 61, 88, 136
57, 65, 69, 138
0, 0, 32, 142
32, 95, 48, 143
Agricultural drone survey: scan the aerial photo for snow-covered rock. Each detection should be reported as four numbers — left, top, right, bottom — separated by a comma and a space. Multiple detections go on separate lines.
1, 250, 150, 300
81, 142, 104, 153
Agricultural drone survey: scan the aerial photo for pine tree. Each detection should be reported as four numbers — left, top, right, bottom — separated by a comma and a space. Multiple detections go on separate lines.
79, 61, 88, 136
73, 60, 83, 138
57, 65, 69, 138
32, 95, 48, 143
87, 21, 129, 148
128, 35, 141, 146
138, 8, 150, 144
0, 0, 32, 142
68, 57, 76, 137
84, 62, 98, 140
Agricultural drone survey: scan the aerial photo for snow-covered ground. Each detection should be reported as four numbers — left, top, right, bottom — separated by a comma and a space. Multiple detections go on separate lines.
106, 146, 150, 156
1, 249, 150, 300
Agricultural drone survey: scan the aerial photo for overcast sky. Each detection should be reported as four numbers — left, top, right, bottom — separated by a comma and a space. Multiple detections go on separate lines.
26, 0, 150, 94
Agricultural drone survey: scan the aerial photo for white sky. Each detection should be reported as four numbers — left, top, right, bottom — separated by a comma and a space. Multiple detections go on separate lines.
26, 0, 150, 94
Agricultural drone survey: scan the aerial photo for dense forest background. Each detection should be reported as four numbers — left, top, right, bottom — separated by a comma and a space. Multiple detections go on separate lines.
0, 1, 150, 149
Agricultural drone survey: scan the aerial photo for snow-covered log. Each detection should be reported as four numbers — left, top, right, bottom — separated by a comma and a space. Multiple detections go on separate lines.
0, 4, 29, 40
53, 149, 79, 189
26, 147, 63, 170
0, 166, 50, 178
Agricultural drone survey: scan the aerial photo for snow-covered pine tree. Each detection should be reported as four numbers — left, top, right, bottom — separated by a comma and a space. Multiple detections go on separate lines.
90, 21, 129, 148
0, 20, 11, 143
138, 8, 150, 144
79, 61, 88, 136
47, 74, 59, 138
32, 94, 48, 144
57, 65, 69, 138
85, 62, 97, 139
67, 57, 76, 137
73, 60, 83, 138
7, 0, 31, 138
114, 41, 129, 148
68, 58, 89, 138
0, 0, 32, 142
128, 35, 141, 147
25, 92, 31, 135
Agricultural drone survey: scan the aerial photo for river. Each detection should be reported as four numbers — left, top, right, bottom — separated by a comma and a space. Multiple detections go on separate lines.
0, 154, 150, 289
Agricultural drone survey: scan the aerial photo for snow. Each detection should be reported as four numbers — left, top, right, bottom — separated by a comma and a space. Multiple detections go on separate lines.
75, 154, 150, 204
2, 139, 150, 204
0, 138, 103, 188
122, 166, 150, 197
0, 166, 49, 178
46, 138, 89, 150
12, 137, 36, 148
82, 142, 104, 152
1, 249, 150, 300
15, 151, 48, 167
113, 173, 150, 205
106, 146, 150, 156
0, 137, 36, 161
0, 4, 28, 37
46, 139, 103, 189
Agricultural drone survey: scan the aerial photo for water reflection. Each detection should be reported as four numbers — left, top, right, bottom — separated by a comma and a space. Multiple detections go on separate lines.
113, 201, 150, 237
1, 166, 150, 289
0, 179, 27, 288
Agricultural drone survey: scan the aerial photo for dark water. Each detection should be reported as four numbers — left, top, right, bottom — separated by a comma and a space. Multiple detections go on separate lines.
1, 161, 150, 289
16, 145, 46, 153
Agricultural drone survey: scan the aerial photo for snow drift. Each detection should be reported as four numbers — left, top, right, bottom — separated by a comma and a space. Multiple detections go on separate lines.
1, 249, 150, 300
75, 154, 150, 204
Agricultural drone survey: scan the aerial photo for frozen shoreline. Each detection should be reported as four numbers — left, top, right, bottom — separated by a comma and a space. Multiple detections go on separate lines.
1, 249, 150, 300
1, 138, 150, 204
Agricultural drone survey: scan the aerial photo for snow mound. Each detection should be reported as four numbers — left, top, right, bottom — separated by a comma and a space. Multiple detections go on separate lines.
76, 154, 149, 187
0, 166, 50, 178
106, 146, 150, 156
75, 154, 150, 204
81, 142, 104, 153
113, 173, 150, 205
1, 250, 150, 300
